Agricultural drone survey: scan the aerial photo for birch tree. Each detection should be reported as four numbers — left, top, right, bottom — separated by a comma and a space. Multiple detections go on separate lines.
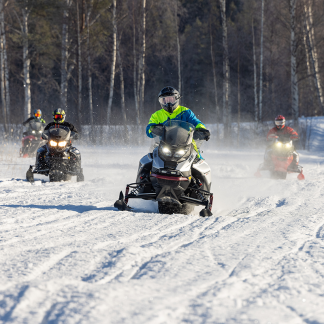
175, 0, 181, 95
76, 0, 83, 130
0, 0, 9, 127
117, 33, 128, 142
61, 0, 72, 110
290, 0, 299, 124
132, 0, 140, 124
86, 1, 94, 141
259, 0, 264, 122
209, 16, 218, 138
139, 0, 146, 117
252, 18, 258, 123
107, 0, 116, 124
219, 0, 230, 139
0, 0, 7, 132
303, 0, 324, 114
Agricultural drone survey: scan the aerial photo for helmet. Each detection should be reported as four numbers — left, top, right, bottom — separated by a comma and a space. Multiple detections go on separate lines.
53, 108, 66, 123
34, 109, 42, 120
275, 115, 285, 129
158, 86, 180, 113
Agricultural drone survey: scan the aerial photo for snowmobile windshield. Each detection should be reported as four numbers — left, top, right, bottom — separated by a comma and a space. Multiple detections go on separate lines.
162, 120, 195, 146
28, 119, 45, 134
48, 125, 71, 142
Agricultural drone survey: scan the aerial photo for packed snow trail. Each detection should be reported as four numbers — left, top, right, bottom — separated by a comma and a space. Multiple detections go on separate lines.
0, 145, 324, 323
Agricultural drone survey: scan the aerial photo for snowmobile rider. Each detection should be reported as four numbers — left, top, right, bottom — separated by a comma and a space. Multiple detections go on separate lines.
264, 115, 300, 171
22, 109, 46, 135
35, 108, 80, 170
146, 86, 210, 158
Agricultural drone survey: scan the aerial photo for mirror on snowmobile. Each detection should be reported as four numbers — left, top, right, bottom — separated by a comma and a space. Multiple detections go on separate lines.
151, 125, 164, 137
41, 133, 48, 140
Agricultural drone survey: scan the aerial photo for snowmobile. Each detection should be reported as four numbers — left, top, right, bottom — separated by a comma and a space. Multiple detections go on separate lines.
20, 119, 46, 158
255, 137, 305, 180
26, 125, 84, 183
114, 120, 213, 217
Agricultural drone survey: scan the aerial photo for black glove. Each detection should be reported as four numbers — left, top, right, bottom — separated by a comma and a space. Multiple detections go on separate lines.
151, 124, 164, 137
194, 128, 210, 141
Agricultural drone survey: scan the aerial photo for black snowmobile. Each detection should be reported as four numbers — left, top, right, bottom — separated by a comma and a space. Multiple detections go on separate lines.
114, 120, 213, 216
20, 119, 46, 158
26, 125, 84, 183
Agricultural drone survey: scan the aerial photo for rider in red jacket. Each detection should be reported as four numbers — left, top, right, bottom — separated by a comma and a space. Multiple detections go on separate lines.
263, 115, 300, 171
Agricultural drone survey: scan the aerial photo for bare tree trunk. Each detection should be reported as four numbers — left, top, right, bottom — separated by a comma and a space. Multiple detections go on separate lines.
22, 7, 31, 120
304, 0, 324, 114
237, 45, 240, 146
290, 0, 299, 124
61, 0, 71, 110
117, 34, 128, 143
259, 0, 264, 122
303, 20, 314, 115
220, 0, 230, 140
139, 0, 146, 120
77, 0, 82, 131
175, 0, 181, 95
132, 1, 140, 124
107, 0, 117, 125
86, 2, 94, 142
0, 0, 7, 133
209, 17, 218, 139
252, 18, 258, 123
0, 2, 9, 127
0, 15, 7, 133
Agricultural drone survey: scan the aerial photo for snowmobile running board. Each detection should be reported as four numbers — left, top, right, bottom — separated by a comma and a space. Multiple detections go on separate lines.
114, 182, 213, 217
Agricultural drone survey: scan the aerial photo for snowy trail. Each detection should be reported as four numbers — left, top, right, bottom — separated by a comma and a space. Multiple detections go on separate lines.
1, 145, 324, 323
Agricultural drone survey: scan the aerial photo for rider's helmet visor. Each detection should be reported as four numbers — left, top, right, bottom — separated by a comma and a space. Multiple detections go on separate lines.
34, 113, 41, 117
159, 96, 176, 105
54, 114, 63, 120
275, 120, 285, 126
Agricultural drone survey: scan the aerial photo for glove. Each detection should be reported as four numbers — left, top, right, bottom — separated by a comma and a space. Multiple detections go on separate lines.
204, 129, 211, 141
193, 128, 210, 141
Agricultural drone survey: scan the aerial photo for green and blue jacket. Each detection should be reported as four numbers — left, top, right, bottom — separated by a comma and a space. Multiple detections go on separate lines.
146, 106, 206, 138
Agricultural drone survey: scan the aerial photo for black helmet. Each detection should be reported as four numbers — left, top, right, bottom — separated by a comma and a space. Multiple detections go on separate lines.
34, 109, 42, 120
158, 86, 180, 113
53, 108, 66, 123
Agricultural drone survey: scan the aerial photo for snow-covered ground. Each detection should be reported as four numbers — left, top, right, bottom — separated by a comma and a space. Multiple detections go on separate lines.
1, 143, 324, 324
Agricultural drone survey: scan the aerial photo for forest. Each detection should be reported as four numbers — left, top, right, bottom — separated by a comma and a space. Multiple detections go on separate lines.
0, 0, 323, 137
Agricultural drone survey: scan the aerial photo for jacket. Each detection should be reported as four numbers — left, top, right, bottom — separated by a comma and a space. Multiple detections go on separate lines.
267, 126, 298, 141
146, 106, 205, 138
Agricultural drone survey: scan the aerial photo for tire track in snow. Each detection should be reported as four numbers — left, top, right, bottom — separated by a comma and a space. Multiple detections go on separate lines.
89, 215, 238, 285
23, 250, 72, 282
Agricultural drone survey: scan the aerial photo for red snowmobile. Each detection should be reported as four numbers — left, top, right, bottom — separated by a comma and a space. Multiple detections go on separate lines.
255, 137, 305, 180
20, 119, 45, 158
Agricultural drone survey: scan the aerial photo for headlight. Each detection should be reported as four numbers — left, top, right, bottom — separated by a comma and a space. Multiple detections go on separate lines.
161, 146, 172, 157
285, 143, 292, 148
276, 142, 282, 147
58, 141, 67, 147
39, 130, 42, 133
32, 130, 35, 134
174, 148, 188, 158
49, 140, 57, 147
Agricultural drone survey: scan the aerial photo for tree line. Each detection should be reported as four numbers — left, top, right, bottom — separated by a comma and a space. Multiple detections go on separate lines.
0, 0, 323, 139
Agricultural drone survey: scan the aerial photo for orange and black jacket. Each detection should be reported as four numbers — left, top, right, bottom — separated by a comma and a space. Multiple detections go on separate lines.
266, 126, 299, 141
44, 122, 78, 133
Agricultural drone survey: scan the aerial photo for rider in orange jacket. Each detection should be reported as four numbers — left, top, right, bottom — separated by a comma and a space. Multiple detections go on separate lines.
263, 115, 300, 171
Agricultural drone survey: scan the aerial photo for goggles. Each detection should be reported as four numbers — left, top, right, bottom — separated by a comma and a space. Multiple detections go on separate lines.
159, 96, 177, 105
54, 114, 63, 120
34, 113, 41, 117
275, 120, 285, 126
